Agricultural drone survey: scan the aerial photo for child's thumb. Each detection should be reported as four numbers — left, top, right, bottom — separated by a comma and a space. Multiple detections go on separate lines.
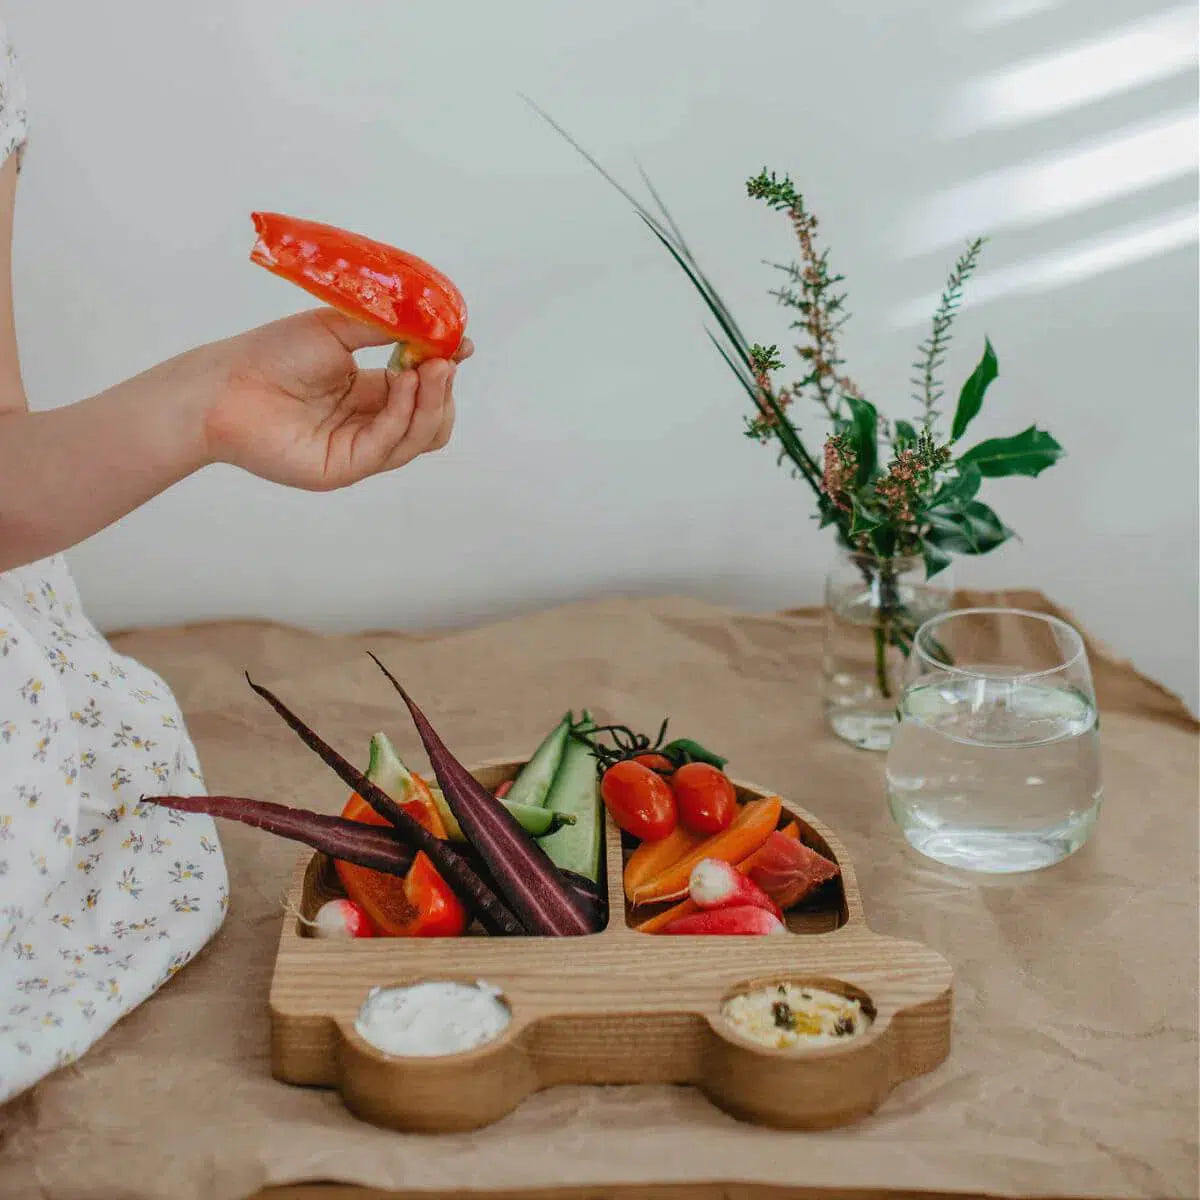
309, 306, 394, 353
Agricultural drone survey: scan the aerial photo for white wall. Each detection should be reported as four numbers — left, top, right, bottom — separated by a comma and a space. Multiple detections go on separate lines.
6, 0, 1198, 712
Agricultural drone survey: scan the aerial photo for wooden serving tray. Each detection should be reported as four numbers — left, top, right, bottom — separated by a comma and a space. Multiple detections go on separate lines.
269, 761, 952, 1133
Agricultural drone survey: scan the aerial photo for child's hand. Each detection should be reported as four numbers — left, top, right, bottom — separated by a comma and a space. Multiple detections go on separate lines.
202, 308, 474, 491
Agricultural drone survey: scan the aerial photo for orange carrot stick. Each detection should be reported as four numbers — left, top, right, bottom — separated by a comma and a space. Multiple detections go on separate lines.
634, 820, 800, 933
623, 824, 706, 902
629, 796, 783, 907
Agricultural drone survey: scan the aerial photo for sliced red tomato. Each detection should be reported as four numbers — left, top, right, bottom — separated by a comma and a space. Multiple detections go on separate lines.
600, 760, 677, 841
671, 762, 737, 835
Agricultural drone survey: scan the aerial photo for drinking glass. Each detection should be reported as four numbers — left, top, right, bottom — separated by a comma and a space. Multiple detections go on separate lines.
885, 608, 1103, 872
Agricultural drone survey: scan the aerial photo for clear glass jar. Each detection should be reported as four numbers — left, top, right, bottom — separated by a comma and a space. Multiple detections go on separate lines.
822, 550, 954, 751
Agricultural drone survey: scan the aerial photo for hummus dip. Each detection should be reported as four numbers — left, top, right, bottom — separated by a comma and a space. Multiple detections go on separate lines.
722, 982, 870, 1049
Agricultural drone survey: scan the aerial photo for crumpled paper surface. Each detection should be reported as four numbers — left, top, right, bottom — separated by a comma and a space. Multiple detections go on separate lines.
1, 592, 1195, 1200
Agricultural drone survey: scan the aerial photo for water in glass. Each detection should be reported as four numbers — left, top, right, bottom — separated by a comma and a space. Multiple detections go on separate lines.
885, 609, 1103, 872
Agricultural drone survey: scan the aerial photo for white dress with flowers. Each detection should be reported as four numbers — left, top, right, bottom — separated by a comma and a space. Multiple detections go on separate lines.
0, 28, 227, 1103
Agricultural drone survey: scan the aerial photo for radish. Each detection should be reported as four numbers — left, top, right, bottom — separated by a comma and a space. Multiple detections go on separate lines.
287, 898, 377, 939
312, 899, 376, 938
688, 857, 783, 920
661, 905, 785, 935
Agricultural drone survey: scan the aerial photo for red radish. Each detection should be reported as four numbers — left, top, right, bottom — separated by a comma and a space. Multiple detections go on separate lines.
311, 899, 376, 938
661, 905, 785, 935
746, 832, 840, 909
687, 857, 782, 920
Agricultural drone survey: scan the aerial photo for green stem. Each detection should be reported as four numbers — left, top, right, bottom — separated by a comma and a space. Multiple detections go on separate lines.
874, 619, 892, 700
386, 342, 413, 373
874, 557, 902, 700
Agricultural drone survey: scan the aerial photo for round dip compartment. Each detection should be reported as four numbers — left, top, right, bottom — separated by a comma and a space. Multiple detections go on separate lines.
720, 978, 875, 1050
355, 979, 512, 1058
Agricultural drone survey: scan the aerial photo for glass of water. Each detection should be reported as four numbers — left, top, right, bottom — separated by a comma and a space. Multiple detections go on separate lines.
885, 607, 1102, 873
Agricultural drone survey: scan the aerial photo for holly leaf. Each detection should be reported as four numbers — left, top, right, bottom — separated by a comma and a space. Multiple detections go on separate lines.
848, 495, 884, 538
930, 463, 983, 509
844, 395, 879, 484
957, 426, 1064, 478
950, 339, 998, 441
926, 500, 1013, 555
922, 536, 955, 578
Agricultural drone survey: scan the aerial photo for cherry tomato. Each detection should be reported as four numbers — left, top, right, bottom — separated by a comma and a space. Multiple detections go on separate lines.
600, 760, 677, 841
633, 753, 675, 775
671, 762, 737, 835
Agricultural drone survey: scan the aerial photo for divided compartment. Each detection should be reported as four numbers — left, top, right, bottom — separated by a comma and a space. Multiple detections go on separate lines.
269, 758, 951, 1133
621, 778, 852, 935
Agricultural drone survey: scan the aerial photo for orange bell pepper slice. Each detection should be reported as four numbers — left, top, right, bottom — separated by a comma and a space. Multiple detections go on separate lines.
249, 212, 467, 370
627, 795, 783, 908
623, 824, 706, 903
634, 820, 801, 933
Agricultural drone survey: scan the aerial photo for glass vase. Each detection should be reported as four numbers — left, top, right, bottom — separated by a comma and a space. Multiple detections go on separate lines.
822, 550, 954, 752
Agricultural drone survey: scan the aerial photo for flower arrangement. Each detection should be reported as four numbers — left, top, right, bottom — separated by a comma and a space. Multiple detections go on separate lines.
533, 106, 1065, 703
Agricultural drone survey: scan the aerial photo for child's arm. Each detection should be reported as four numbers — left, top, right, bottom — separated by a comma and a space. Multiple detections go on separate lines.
0, 158, 472, 574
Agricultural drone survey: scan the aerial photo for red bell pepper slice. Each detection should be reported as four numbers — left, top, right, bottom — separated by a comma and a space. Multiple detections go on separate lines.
394, 851, 469, 937
249, 212, 467, 370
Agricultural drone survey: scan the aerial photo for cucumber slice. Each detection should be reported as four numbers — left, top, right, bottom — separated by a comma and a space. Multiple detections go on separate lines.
428, 786, 575, 842
365, 731, 420, 801
537, 713, 603, 883
505, 712, 571, 808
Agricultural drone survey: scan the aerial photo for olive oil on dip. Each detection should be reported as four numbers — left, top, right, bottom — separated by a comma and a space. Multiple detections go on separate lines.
722, 982, 870, 1049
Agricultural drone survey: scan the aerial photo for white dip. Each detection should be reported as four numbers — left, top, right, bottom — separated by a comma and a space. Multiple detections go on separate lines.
355, 980, 511, 1057
722, 982, 870, 1049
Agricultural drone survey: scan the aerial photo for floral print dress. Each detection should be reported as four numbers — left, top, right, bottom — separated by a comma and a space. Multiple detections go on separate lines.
0, 25, 227, 1103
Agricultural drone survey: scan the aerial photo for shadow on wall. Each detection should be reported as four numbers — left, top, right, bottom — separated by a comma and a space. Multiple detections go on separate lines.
889, 0, 1198, 325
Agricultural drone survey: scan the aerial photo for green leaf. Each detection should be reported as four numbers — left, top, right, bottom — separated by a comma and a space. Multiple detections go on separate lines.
950, 338, 998, 441
930, 463, 982, 509
894, 419, 918, 449
957, 425, 1064, 477
922, 537, 955, 578
926, 500, 1013, 556
848, 495, 884, 538
660, 738, 728, 769
844, 395, 879, 484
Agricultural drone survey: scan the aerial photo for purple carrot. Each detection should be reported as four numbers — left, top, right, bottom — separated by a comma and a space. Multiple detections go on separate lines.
243, 673, 524, 936
367, 652, 594, 937
146, 793, 606, 930
141, 794, 416, 875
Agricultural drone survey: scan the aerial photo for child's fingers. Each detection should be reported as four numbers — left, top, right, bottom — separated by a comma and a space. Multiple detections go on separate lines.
349, 368, 419, 473
427, 368, 457, 452
371, 359, 451, 473
452, 337, 474, 364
